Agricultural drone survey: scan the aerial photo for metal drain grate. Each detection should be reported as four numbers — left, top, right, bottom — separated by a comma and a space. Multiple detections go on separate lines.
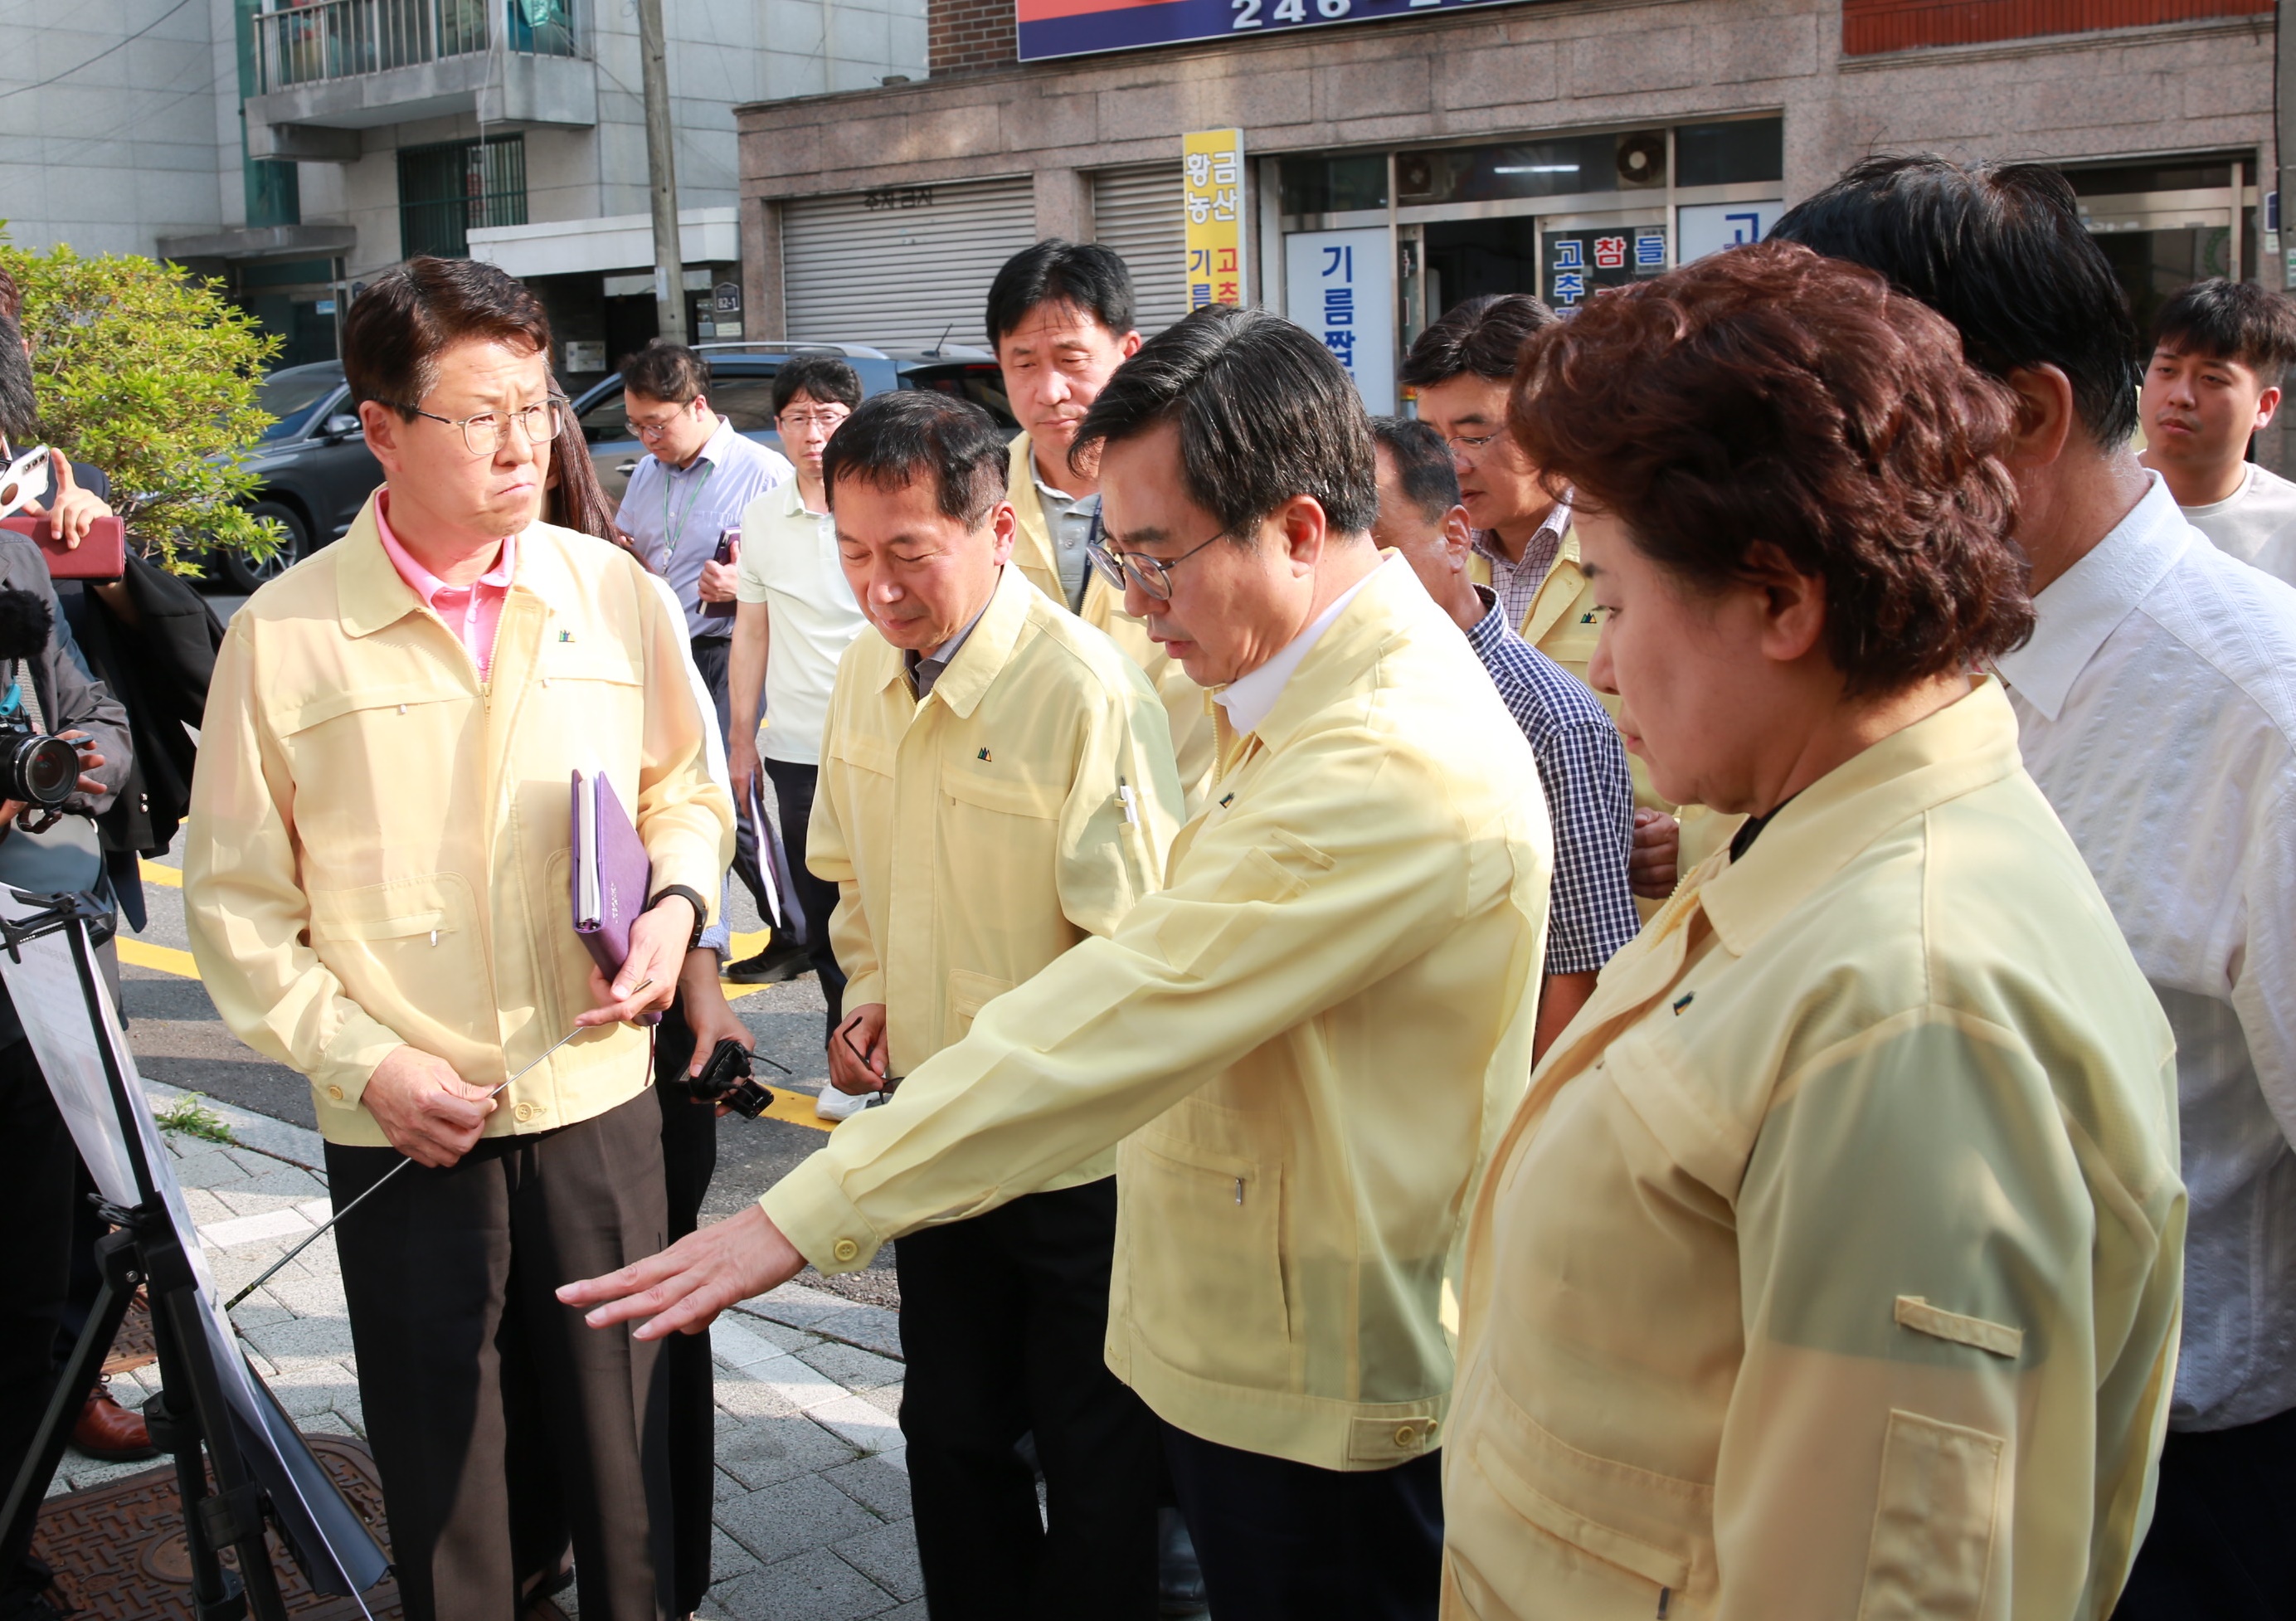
99, 1290, 155, 1376
34, 1434, 400, 1619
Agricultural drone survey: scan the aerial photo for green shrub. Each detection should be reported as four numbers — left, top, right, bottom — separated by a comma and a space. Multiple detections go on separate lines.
1, 241, 284, 577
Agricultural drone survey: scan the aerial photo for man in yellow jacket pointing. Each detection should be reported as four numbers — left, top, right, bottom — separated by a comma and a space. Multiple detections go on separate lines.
565, 306, 1554, 1620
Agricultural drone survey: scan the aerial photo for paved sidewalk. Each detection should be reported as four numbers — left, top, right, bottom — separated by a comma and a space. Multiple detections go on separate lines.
52, 1087, 925, 1621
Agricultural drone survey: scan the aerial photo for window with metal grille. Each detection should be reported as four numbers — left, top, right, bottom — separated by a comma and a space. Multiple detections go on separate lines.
397, 134, 527, 260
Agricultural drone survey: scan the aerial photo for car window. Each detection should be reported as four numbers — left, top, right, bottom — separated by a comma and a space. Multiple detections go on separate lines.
902, 364, 1016, 429
581, 387, 630, 442
708, 375, 781, 432
258, 371, 343, 442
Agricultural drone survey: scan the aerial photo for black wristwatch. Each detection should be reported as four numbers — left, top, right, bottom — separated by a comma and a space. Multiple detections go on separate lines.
647, 884, 710, 952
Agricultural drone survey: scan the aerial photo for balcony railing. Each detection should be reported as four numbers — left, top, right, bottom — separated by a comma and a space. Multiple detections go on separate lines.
254, 0, 575, 95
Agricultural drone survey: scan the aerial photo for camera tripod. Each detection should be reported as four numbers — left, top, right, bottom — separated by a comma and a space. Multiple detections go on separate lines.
0, 894, 302, 1621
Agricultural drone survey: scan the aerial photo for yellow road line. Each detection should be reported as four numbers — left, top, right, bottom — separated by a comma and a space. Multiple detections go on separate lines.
139, 860, 182, 888
119, 937, 201, 977
756, 1086, 833, 1133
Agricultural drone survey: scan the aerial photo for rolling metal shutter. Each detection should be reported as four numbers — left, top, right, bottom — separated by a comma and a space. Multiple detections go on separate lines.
1091, 165, 1188, 335
781, 176, 1036, 350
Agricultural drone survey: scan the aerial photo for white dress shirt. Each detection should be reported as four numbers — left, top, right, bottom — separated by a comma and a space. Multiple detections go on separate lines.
733, 479, 868, 766
1997, 472, 2296, 1431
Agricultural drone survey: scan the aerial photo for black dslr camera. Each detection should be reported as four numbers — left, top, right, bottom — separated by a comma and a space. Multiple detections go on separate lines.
681, 1037, 778, 1119
0, 587, 80, 825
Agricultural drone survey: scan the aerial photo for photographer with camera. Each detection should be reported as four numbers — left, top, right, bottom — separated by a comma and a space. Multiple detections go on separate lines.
0, 544, 133, 1621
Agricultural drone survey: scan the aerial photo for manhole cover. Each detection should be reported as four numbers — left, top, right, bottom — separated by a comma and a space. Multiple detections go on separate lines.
35, 1434, 400, 1619
100, 1290, 155, 1376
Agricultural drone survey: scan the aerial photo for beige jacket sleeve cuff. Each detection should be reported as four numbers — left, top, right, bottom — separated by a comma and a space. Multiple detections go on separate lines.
760, 1153, 885, 1274
310, 1006, 412, 1113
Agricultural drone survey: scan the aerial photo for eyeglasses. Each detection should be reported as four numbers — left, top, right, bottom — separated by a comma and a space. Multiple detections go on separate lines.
1085, 520, 1229, 601
777, 408, 850, 434
1442, 428, 1507, 458
382, 397, 567, 456
629, 402, 699, 443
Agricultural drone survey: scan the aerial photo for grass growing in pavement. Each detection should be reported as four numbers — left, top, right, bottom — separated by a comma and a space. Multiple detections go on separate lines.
153, 1093, 235, 1144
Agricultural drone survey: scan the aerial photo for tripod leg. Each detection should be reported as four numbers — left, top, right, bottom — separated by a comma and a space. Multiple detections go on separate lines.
143, 1294, 249, 1621
0, 1222, 141, 1580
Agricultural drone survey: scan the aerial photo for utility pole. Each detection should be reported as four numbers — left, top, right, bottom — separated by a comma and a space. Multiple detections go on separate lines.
638, 0, 686, 345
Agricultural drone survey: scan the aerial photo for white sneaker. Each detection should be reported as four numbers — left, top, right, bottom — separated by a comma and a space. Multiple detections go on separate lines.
814, 1086, 871, 1122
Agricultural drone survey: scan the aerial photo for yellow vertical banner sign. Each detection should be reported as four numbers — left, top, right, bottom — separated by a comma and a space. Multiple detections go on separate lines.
1182, 129, 1248, 312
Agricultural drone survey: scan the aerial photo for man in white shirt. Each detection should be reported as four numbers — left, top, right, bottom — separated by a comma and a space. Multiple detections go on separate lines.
2137, 277, 2296, 586
728, 354, 868, 1015
615, 340, 796, 981
1779, 155, 2296, 1621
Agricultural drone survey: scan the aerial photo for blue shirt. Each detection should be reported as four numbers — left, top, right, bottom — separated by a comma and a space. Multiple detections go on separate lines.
1463, 585, 1639, 976
616, 415, 792, 640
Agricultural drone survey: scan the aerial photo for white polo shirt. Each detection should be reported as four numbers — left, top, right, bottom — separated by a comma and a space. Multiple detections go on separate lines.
735, 478, 868, 767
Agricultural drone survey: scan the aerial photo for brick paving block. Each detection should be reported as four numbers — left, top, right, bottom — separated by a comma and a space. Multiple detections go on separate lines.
822, 1455, 912, 1521
737, 1283, 839, 1331
850, 1385, 902, 1419
710, 1317, 794, 1375
709, 1525, 764, 1583
831, 1521, 922, 1602
722, 1307, 812, 1355
792, 1341, 902, 1394
246, 1315, 355, 1363
868, 1602, 927, 1621
808, 1395, 901, 1456
237, 1165, 327, 1201
748, 1358, 848, 1414
708, 1547, 898, 1621
259, 1272, 348, 1318
715, 1473, 881, 1568
714, 1413, 859, 1492
714, 1377, 806, 1425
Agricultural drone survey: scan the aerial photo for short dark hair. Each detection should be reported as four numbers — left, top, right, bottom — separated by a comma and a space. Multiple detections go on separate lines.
772, 353, 863, 416
343, 256, 552, 417
1510, 241, 2031, 698
1075, 305, 1379, 542
820, 390, 1009, 528
619, 339, 710, 406
2152, 278, 2296, 387
1771, 154, 2141, 448
1399, 294, 1557, 389
985, 241, 1136, 348
1369, 416, 1461, 526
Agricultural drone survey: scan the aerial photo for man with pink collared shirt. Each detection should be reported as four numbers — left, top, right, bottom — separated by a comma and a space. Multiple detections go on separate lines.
185, 258, 731, 1621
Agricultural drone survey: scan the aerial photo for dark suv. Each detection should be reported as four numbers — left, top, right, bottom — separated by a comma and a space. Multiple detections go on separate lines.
572, 341, 1017, 502
220, 343, 1017, 590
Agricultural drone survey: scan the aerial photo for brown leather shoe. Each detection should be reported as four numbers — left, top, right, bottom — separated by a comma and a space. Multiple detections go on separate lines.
71, 1382, 158, 1462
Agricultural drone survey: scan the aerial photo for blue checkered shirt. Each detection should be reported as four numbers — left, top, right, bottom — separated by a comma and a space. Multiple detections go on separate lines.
1463, 587, 1638, 976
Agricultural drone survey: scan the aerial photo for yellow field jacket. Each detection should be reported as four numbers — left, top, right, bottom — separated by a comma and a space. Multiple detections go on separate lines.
1443, 679, 2185, 1620
809, 562, 1184, 1188
765, 558, 1553, 1468
1006, 435, 1217, 810
185, 499, 733, 1147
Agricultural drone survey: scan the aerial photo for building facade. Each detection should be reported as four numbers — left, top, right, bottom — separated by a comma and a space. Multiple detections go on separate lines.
4, 0, 927, 380
732, 0, 2275, 411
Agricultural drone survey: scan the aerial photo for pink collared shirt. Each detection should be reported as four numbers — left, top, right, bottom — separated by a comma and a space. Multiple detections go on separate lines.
376, 493, 518, 679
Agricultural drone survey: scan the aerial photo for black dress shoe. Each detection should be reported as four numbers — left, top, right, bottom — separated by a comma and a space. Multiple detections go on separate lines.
723, 937, 811, 985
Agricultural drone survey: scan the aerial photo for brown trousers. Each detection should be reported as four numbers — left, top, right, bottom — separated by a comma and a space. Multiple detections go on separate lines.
328, 1088, 672, 1621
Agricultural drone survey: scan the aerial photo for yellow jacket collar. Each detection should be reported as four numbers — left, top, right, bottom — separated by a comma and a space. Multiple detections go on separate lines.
338, 491, 592, 640
1247, 550, 1440, 754
1005, 434, 1060, 588
873, 562, 1036, 720
1698, 677, 2026, 957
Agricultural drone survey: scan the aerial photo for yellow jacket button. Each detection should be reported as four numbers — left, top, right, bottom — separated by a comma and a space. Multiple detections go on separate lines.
833, 1239, 859, 1263
326, 1084, 344, 1102
1394, 1424, 1418, 1448
514, 1101, 537, 1122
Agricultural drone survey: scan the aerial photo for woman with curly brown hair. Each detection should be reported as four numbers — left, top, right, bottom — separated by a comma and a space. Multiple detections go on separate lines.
1441, 242, 2185, 1621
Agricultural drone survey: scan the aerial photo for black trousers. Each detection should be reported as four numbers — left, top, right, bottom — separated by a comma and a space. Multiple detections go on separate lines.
328, 1088, 673, 1621
687, 635, 771, 929
0, 1038, 75, 1600
760, 757, 844, 1029
895, 1177, 1159, 1620
1161, 1424, 1443, 1621
651, 1007, 720, 1618
2113, 1404, 2296, 1620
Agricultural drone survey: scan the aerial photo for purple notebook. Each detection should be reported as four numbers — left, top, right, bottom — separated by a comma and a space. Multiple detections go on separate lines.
571, 769, 653, 981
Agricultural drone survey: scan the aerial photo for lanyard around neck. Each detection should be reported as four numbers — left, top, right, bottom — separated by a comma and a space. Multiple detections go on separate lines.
658, 452, 716, 573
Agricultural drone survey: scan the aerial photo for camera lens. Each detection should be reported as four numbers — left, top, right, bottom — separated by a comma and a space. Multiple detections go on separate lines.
17, 735, 77, 806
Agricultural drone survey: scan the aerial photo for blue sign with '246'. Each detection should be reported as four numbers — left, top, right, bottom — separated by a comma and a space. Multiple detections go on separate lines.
1016, 0, 1531, 65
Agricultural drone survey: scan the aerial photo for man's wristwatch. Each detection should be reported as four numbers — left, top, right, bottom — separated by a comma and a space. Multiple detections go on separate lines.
646, 884, 709, 952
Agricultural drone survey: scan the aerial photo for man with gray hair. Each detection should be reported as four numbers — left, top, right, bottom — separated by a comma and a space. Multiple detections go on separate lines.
566, 306, 1554, 1620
